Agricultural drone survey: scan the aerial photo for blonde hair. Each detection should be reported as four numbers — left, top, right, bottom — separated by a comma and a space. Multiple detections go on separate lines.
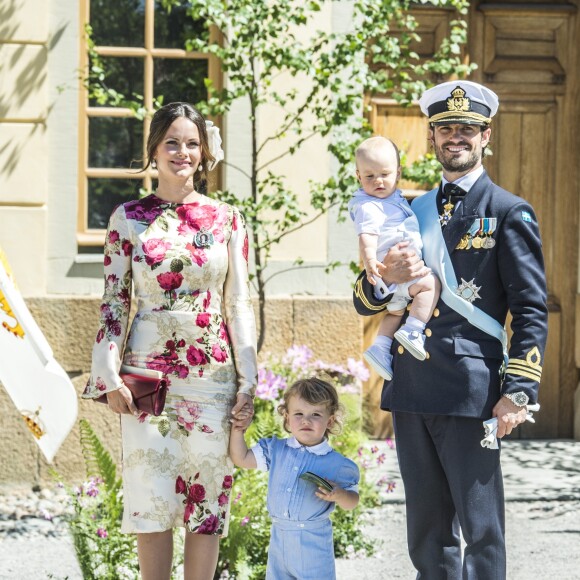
355, 135, 401, 168
277, 377, 345, 437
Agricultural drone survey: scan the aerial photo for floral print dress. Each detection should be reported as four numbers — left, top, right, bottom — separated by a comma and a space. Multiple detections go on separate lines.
82, 194, 257, 536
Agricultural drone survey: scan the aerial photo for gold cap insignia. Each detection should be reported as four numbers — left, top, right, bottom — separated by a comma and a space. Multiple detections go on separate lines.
447, 86, 470, 113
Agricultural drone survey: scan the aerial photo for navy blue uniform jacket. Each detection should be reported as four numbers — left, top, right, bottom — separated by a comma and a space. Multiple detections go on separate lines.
353, 171, 548, 419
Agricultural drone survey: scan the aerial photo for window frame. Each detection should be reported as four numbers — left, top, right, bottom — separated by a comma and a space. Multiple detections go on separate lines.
77, 0, 222, 246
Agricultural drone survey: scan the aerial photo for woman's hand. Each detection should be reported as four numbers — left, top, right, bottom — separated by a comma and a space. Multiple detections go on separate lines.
106, 384, 140, 416
231, 393, 255, 431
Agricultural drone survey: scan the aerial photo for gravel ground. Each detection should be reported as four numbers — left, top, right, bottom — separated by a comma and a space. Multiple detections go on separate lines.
1, 440, 580, 579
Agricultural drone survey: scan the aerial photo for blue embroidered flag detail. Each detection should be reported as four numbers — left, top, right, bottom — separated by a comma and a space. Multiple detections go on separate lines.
521, 211, 532, 223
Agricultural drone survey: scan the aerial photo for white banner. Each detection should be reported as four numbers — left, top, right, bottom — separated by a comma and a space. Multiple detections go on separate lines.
0, 249, 77, 463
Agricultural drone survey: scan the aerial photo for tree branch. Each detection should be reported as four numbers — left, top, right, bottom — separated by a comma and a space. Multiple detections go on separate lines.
256, 131, 318, 172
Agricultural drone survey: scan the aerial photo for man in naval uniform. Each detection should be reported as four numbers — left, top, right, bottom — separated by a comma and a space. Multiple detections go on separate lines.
353, 80, 548, 578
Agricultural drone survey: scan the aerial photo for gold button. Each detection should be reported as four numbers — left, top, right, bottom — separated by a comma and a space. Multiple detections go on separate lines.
406, 304, 412, 311
425, 329, 432, 337
433, 308, 440, 317
398, 346, 404, 354
425, 352, 430, 360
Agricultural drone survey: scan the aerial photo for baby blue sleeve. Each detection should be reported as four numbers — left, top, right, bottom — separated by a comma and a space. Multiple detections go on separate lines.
352, 202, 387, 236
336, 460, 360, 493
250, 437, 272, 472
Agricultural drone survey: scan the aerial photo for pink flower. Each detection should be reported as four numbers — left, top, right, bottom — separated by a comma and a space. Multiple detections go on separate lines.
197, 514, 220, 534
175, 475, 187, 495
186, 346, 208, 366
103, 254, 112, 266
157, 271, 183, 291
96, 328, 104, 343
96, 528, 108, 538
108, 230, 120, 244
125, 197, 165, 222
175, 400, 202, 432
222, 475, 233, 489
218, 492, 229, 506
211, 344, 228, 363
185, 243, 208, 267
242, 234, 249, 262
184, 501, 195, 523
196, 313, 211, 328
176, 204, 219, 235
188, 483, 206, 504
122, 239, 133, 256
219, 322, 229, 342
95, 378, 107, 392
240, 516, 250, 527
143, 238, 172, 266
201, 424, 214, 433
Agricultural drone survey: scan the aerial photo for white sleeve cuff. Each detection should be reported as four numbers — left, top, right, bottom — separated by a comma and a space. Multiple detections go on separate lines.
250, 443, 268, 471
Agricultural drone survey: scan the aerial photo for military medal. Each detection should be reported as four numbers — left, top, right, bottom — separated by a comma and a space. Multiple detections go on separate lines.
456, 278, 482, 303
439, 202, 455, 227
456, 235, 469, 250
193, 227, 215, 248
472, 236, 482, 249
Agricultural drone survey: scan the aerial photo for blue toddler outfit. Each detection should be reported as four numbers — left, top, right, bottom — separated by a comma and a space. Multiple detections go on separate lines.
251, 436, 360, 580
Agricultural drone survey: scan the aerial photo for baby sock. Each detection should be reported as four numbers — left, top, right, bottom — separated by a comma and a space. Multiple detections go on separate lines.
403, 316, 426, 333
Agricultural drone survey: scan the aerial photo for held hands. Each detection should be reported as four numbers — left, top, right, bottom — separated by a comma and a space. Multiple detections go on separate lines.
382, 241, 430, 285
492, 397, 528, 438
230, 392, 255, 432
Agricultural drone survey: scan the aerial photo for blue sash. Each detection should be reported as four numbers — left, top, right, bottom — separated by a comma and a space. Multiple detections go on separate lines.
412, 189, 508, 361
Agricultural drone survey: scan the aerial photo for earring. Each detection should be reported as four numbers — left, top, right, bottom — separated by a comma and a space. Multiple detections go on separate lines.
151, 159, 157, 169
197, 164, 203, 172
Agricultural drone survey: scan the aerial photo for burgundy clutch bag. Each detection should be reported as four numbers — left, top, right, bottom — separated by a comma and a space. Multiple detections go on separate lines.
96, 372, 168, 416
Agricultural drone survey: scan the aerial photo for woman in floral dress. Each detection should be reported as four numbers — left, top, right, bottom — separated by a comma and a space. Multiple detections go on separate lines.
82, 102, 257, 579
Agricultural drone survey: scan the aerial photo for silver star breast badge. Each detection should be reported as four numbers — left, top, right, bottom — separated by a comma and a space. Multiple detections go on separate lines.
456, 278, 481, 303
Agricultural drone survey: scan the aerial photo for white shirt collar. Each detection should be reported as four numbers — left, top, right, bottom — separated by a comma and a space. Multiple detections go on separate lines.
286, 436, 333, 455
441, 165, 484, 193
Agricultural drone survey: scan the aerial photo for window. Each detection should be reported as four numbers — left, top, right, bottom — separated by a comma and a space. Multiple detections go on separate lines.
78, 0, 221, 245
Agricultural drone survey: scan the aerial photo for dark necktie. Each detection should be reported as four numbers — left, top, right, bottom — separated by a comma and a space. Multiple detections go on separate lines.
439, 183, 467, 227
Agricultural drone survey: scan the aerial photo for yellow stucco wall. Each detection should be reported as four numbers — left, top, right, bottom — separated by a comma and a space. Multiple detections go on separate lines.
0, 295, 363, 486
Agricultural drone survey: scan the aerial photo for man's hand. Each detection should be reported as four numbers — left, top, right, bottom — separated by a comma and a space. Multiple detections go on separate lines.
492, 397, 528, 438
382, 241, 430, 285
106, 385, 140, 416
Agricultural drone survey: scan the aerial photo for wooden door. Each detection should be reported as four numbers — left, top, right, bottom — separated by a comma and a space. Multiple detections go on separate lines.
365, 0, 579, 438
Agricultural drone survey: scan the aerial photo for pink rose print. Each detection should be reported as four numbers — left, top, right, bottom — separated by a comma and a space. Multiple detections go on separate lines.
196, 313, 211, 328
157, 271, 183, 291
188, 483, 206, 504
143, 238, 172, 266
103, 254, 112, 266
197, 514, 220, 534
185, 243, 208, 267
147, 333, 189, 378
219, 322, 230, 343
95, 378, 107, 392
175, 475, 187, 495
108, 230, 120, 244
211, 344, 228, 363
176, 204, 219, 235
174, 400, 201, 432
186, 346, 208, 366
218, 493, 229, 506
96, 328, 105, 343
122, 239, 133, 256
222, 475, 233, 489
124, 196, 165, 222
184, 501, 195, 522
203, 291, 211, 310
242, 234, 249, 263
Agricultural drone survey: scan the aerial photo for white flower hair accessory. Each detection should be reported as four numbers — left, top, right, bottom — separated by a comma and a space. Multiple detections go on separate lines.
205, 120, 224, 171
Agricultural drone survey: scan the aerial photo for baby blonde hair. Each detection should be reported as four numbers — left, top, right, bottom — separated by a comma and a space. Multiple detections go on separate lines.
277, 377, 345, 437
355, 135, 401, 167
